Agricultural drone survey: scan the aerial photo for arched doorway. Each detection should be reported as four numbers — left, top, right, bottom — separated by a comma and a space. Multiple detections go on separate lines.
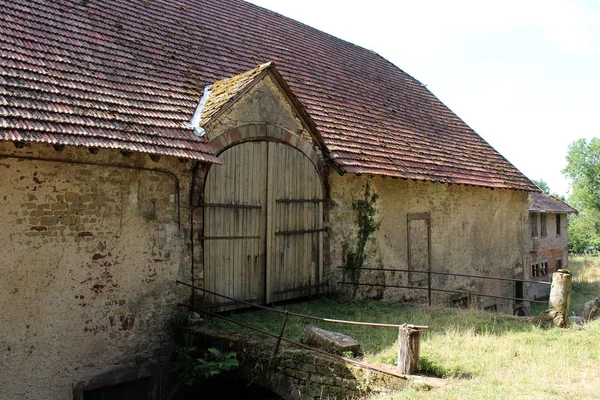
203, 140, 324, 308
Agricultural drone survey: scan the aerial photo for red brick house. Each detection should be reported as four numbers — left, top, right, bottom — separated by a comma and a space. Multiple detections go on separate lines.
526, 192, 577, 300
0, 0, 539, 397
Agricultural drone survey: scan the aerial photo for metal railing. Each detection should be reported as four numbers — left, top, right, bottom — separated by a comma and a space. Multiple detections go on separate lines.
337, 266, 550, 306
176, 280, 427, 378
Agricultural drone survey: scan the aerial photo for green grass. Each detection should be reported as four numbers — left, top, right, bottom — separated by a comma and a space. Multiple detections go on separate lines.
569, 255, 600, 314
529, 255, 600, 316
201, 256, 600, 399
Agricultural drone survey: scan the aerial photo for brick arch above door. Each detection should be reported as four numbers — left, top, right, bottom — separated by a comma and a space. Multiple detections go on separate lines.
207, 123, 324, 173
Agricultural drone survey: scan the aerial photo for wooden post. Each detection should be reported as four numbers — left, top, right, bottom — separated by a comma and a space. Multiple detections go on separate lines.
397, 326, 421, 375
547, 269, 573, 327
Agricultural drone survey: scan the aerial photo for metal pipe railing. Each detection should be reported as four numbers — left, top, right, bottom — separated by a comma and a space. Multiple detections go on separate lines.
337, 281, 548, 304
192, 306, 410, 379
338, 265, 550, 306
177, 280, 428, 379
337, 266, 551, 285
176, 280, 428, 329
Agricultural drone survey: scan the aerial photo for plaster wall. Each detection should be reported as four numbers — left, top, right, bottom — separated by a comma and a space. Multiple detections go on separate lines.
328, 174, 530, 311
205, 74, 320, 154
0, 142, 193, 399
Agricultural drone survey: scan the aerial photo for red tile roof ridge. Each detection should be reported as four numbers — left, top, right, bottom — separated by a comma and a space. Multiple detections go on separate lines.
528, 192, 578, 214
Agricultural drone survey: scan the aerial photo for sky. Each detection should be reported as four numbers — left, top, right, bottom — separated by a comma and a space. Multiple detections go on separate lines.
246, 0, 600, 197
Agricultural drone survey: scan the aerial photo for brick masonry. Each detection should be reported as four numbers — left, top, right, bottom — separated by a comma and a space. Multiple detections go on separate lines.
0, 141, 194, 399
526, 213, 569, 300
189, 328, 407, 400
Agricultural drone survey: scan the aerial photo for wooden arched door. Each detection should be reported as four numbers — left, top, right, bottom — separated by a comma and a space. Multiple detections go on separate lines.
203, 141, 324, 308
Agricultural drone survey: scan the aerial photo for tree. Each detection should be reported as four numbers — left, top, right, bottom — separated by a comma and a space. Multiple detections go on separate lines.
531, 179, 564, 200
562, 138, 600, 253
532, 179, 550, 194
563, 138, 600, 213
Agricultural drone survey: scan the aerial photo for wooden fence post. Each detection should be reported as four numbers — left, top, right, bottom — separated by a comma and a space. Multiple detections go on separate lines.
547, 269, 572, 327
397, 326, 421, 374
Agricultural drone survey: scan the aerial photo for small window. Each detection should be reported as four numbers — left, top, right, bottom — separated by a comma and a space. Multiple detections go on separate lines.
540, 214, 547, 237
556, 259, 562, 270
531, 263, 548, 277
531, 213, 538, 237
556, 214, 561, 235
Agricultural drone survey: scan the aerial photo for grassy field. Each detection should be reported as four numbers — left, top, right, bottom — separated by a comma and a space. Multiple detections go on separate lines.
202, 256, 600, 399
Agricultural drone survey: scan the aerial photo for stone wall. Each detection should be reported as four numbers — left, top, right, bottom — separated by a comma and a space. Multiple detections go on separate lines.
328, 174, 530, 312
274, 349, 406, 399
189, 328, 407, 400
526, 213, 569, 300
0, 142, 194, 399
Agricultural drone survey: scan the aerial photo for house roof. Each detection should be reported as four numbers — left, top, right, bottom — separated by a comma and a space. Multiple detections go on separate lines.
0, 0, 537, 190
529, 192, 578, 214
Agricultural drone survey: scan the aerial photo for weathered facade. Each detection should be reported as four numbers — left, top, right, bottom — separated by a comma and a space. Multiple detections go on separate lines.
329, 174, 530, 310
0, 141, 194, 398
525, 192, 577, 301
0, 0, 541, 398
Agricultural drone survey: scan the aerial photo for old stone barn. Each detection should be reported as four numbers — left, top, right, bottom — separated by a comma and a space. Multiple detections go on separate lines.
0, 0, 538, 397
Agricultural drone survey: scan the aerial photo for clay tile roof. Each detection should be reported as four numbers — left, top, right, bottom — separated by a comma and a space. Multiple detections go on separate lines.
0, 0, 537, 190
529, 192, 578, 214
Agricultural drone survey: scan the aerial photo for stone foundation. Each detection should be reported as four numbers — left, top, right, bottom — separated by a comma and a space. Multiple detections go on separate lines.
189, 327, 407, 400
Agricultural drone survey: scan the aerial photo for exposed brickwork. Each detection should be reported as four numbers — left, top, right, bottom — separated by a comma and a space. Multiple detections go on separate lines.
0, 141, 193, 399
526, 213, 569, 299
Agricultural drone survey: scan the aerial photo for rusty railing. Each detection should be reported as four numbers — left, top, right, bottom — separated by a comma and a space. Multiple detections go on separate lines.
337, 266, 550, 306
176, 280, 427, 377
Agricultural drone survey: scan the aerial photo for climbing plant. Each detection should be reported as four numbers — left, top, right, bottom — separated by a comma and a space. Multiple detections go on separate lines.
167, 336, 239, 398
343, 181, 380, 298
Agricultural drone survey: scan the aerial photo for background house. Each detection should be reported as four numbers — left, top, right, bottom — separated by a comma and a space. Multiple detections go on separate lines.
525, 192, 577, 301
0, 0, 538, 398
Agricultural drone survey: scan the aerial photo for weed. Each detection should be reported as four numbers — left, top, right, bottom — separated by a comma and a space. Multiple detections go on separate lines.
166, 335, 239, 398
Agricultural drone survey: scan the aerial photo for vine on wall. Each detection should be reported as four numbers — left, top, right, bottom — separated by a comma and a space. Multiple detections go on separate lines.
343, 181, 380, 298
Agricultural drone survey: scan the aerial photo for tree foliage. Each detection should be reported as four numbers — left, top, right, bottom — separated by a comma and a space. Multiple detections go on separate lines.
532, 179, 550, 194
563, 138, 600, 253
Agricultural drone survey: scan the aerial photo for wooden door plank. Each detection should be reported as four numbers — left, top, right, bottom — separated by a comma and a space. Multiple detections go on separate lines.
265, 142, 275, 304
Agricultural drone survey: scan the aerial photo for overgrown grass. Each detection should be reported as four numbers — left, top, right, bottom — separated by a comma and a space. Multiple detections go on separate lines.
201, 257, 600, 399
530, 255, 600, 315
569, 255, 600, 314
